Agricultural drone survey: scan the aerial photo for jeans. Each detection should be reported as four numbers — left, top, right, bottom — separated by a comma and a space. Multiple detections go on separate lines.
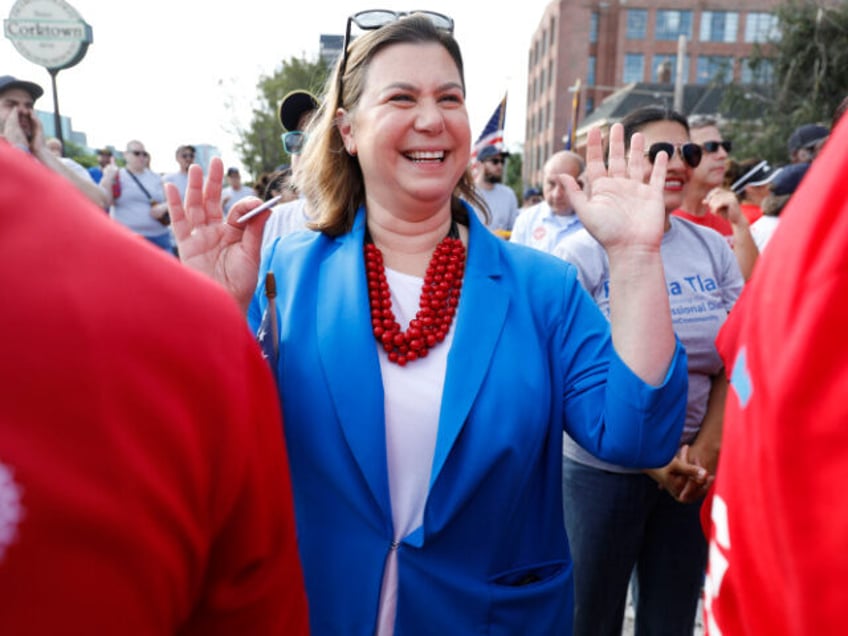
562, 456, 707, 636
144, 232, 174, 253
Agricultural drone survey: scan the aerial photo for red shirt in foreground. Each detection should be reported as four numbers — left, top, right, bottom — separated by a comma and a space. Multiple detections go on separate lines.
704, 117, 848, 635
0, 143, 309, 635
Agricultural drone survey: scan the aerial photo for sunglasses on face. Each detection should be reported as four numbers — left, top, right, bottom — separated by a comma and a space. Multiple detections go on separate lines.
644, 142, 702, 168
486, 158, 504, 166
281, 131, 307, 155
180, 153, 195, 160
128, 149, 149, 157
701, 140, 732, 154
338, 10, 454, 97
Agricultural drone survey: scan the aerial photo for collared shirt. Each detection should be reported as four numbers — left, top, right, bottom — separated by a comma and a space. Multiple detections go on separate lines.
510, 201, 583, 254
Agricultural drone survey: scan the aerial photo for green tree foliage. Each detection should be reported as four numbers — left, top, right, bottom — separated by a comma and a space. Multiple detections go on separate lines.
505, 152, 524, 202
723, 1, 848, 163
237, 56, 331, 177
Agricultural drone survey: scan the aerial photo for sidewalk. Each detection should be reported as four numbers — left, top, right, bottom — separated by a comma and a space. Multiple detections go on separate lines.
622, 591, 705, 635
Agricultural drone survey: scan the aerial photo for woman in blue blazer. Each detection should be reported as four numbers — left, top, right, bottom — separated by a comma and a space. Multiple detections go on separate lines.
167, 13, 688, 635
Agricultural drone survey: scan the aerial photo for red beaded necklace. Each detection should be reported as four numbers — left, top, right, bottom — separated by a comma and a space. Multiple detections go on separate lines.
364, 221, 466, 366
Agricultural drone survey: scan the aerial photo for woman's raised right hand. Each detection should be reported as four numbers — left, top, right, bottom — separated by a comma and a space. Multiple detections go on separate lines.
165, 157, 272, 313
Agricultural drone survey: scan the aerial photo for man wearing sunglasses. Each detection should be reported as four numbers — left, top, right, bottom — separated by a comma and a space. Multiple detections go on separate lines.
101, 140, 171, 252
163, 144, 196, 202
675, 116, 759, 281
261, 90, 320, 254
474, 144, 520, 234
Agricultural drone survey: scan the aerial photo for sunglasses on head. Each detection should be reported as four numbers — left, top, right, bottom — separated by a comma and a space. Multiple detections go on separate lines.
644, 142, 702, 168
128, 149, 149, 157
282, 131, 307, 155
338, 10, 454, 96
701, 140, 732, 154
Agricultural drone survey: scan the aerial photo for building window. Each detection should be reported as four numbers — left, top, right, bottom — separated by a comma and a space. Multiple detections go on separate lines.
626, 9, 648, 39
548, 60, 554, 90
590, 12, 599, 43
696, 56, 734, 84
550, 17, 556, 47
740, 58, 774, 84
700, 11, 738, 42
745, 12, 779, 43
623, 53, 645, 83
656, 10, 693, 40
586, 96, 595, 116
587, 56, 596, 86
652, 54, 690, 83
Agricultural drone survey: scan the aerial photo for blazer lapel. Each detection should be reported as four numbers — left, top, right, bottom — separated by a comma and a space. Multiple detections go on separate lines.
316, 210, 391, 521
431, 211, 509, 487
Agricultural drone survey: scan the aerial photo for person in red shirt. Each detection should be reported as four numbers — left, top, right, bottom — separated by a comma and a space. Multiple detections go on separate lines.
0, 141, 308, 635
675, 116, 759, 280
703, 113, 848, 635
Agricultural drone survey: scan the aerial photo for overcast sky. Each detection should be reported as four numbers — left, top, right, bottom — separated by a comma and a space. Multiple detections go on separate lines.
4, 0, 553, 174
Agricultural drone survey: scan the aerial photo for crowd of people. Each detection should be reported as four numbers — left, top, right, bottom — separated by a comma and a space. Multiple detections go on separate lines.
2, 9, 846, 635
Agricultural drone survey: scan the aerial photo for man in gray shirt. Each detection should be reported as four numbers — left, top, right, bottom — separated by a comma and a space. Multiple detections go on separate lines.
473, 145, 519, 233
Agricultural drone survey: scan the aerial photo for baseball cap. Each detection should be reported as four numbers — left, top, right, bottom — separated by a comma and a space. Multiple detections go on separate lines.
226, 167, 240, 177
771, 162, 809, 196
97, 148, 113, 156
730, 160, 782, 195
787, 124, 829, 154
477, 145, 510, 162
0, 75, 44, 101
279, 90, 319, 132
523, 187, 542, 199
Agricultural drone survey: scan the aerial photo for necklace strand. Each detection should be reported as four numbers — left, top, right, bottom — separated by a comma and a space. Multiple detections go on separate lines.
364, 223, 466, 366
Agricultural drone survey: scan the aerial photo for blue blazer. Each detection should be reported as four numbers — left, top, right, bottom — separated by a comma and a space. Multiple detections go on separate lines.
251, 206, 687, 635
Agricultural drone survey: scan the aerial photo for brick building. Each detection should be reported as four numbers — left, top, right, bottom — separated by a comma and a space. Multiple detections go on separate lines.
523, 0, 787, 187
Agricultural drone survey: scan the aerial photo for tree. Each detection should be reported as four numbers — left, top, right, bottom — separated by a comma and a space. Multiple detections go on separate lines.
505, 152, 524, 202
236, 56, 331, 177
723, 1, 848, 163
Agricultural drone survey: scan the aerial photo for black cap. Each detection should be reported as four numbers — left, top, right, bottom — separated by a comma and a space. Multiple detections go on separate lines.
279, 90, 319, 132
0, 75, 44, 101
771, 162, 810, 196
787, 124, 829, 154
477, 145, 510, 162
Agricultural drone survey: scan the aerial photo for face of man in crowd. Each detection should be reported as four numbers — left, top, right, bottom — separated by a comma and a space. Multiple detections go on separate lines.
98, 152, 112, 168
177, 147, 195, 172
690, 125, 728, 189
481, 155, 505, 184
0, 88, 35, 141
228, 172, 242, 189
125, 141, 149, 173
543, 153, 583, 215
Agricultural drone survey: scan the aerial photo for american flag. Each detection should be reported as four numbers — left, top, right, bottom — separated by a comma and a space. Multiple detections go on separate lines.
256, 272, 279, 380
472, 94, 507, 159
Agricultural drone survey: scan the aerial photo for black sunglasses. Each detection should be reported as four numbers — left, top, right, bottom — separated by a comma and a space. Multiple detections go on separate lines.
701, 140, 732, 154
644, 142, 702, 168
281, 131, 307, 155
338, 10, 454, 98
128, 149, 149, 157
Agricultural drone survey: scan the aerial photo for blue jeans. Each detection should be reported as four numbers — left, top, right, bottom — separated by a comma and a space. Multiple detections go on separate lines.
144, 232, 174, 253
562, 456, 706, 636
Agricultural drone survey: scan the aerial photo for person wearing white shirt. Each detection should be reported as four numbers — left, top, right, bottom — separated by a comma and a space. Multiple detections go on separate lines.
511, 151, 585, 254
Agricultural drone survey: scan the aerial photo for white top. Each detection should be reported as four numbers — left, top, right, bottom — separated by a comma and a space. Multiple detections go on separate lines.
163, 172, 189, 202
750, 214, 780, 252
375, 266, 453, 636
510, 201, 583, 254
260, 198, 311, 256
222, 184, 255, 213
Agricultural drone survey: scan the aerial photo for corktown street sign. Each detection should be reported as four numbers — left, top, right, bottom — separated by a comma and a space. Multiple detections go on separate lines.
4, 0, 92, 71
